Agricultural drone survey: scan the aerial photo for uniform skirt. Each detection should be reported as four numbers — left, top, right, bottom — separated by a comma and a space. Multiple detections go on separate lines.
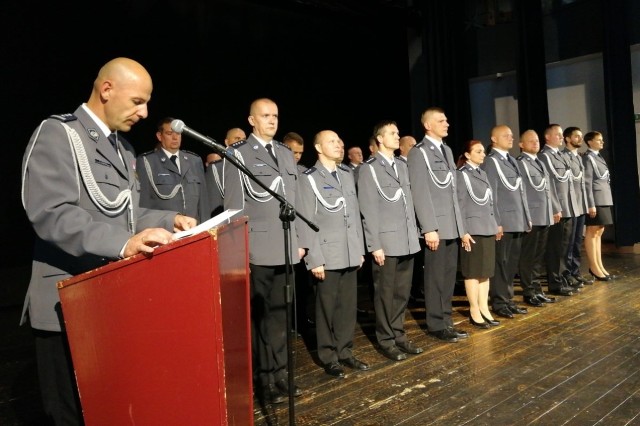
459, 235, 495, 278
585, 206, 613, 226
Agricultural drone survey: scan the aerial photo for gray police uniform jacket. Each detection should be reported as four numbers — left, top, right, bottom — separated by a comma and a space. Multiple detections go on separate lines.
582, 150, 613, 207
297, 162, 364, 270
516, 154, 556, 226
539, 145, 579, 217
481, 150, 531, 233
136, 148, 209, 222
456, 164, 499, 236
205, 159, 224, 218
223, 134, 301, 266
562, 148, 588, 216
21, 107, 177, 332
407, 137, 465, 239
357, 154, 420, 256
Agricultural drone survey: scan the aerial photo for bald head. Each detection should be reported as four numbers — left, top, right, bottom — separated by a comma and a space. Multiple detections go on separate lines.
490, 125, 514, 151
399, 135, 416, 158
314, 130, 342, 167
224, 127, 246, 146
519, 129, 540, 155
248, 98, 278, 140
87, 57, 153, 133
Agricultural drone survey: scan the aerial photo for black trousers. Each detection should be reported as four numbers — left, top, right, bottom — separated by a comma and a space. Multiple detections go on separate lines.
491, 232, 523, 310
315, 267, 358, 365
33, 329, 84, 426
546, 217, 574, 290
372, 254, 414, 349
566, 214, 586, 277
250, 263, 291, 386
423, 239, 458, 332
519, 225, 549, 297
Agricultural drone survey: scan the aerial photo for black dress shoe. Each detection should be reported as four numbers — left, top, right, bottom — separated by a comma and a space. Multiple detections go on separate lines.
481, 314, 500, 326
589, 269, 611, 282
448, 326, 470, 338
548, 287, 574, 296
324, 362, 345, 378
469, 317, 490, 329
523, 295, 545, 307
380, 345, 407, 361
494, 307, 514, 319
274, 378, 303, 397
339, 356, 370, 371
396, 340, 424, 354
261, 384, 286, 405
535, 293, 556, 303
508, 305, 528, 315
430, 328, 459, 343
574, 275, 594, 285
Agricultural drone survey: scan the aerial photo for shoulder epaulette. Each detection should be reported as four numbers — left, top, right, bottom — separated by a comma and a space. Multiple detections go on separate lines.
182, 149, 200, 157
516, 154, 525, 161
139, 150, 155, 157
49, 113, 77, 122
231, 140, 247, 148
487, 151, 496, 157
303, 167, 316, 175
364, 157, 376, 164
337, 163, 350, 172
275, 140, 291, 150
415, 141, 425, 148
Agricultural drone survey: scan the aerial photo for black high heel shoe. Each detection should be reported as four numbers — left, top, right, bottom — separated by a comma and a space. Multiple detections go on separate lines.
589, 269, 611, 282
470, 316, 491, 329
481, 314, 500, 326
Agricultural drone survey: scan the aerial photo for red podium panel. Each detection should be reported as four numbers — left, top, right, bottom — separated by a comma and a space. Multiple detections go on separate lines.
58, 217, 252, 426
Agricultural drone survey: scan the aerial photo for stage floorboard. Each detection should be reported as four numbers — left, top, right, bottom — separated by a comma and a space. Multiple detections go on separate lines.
254, 246, 640, 425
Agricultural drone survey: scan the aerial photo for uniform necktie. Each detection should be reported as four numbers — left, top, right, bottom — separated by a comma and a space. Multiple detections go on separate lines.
170, 154, 180, 172
439, 144, 449, 167
535, 157, 543, 170
108, 133, 118, 152
391, 161, 398, 177
330, 170, 338, 181
266, 143, 278, 165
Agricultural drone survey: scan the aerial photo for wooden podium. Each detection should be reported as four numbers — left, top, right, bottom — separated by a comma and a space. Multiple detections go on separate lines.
58, 217, 253, 425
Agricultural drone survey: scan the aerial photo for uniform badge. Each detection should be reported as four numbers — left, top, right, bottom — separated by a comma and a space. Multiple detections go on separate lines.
87, 128, 100, 142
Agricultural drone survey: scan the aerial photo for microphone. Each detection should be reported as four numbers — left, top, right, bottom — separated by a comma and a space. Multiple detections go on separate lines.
170, 119, 227, 155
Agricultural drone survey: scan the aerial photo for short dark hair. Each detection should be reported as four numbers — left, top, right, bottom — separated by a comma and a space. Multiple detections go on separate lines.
563, 126, 581, 139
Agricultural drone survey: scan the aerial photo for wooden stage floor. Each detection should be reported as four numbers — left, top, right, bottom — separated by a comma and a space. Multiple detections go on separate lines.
1, 246, 638, 425
255, 246, 640, 425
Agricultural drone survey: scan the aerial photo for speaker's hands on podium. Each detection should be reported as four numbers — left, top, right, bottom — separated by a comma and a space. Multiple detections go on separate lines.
173, 213, 197, 232
123, 214, 196, 257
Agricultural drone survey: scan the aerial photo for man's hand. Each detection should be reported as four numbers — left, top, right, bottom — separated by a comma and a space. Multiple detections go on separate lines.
553, 212, 562, 224
588, 207, 596, 218
174, 214, 197, 232
123, 228, 173, 258
424, 231, 439, 251
312, 265, 325, 281
495, 226, 504, 241
372, 249, 385, 266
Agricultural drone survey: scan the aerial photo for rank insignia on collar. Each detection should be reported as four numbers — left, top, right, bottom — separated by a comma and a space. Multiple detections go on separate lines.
87, 129, 100, 141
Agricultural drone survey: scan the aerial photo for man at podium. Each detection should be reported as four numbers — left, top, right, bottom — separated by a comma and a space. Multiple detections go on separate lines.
20, 57, 196, 425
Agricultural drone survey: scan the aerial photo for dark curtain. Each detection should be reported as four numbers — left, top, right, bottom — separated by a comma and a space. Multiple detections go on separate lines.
601, 0, 640, 246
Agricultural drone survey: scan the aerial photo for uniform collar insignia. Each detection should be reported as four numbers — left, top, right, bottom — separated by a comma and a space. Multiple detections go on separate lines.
87, 128, 100, 142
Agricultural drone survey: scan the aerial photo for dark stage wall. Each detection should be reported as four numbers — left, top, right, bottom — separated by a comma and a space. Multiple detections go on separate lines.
2, 0, 412, 269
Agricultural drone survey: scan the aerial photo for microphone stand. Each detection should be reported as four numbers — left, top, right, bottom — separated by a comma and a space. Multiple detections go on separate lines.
179, 128, 317, 426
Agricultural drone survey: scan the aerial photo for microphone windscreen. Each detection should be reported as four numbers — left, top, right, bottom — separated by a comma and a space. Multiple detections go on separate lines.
170, 119, 185, 133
